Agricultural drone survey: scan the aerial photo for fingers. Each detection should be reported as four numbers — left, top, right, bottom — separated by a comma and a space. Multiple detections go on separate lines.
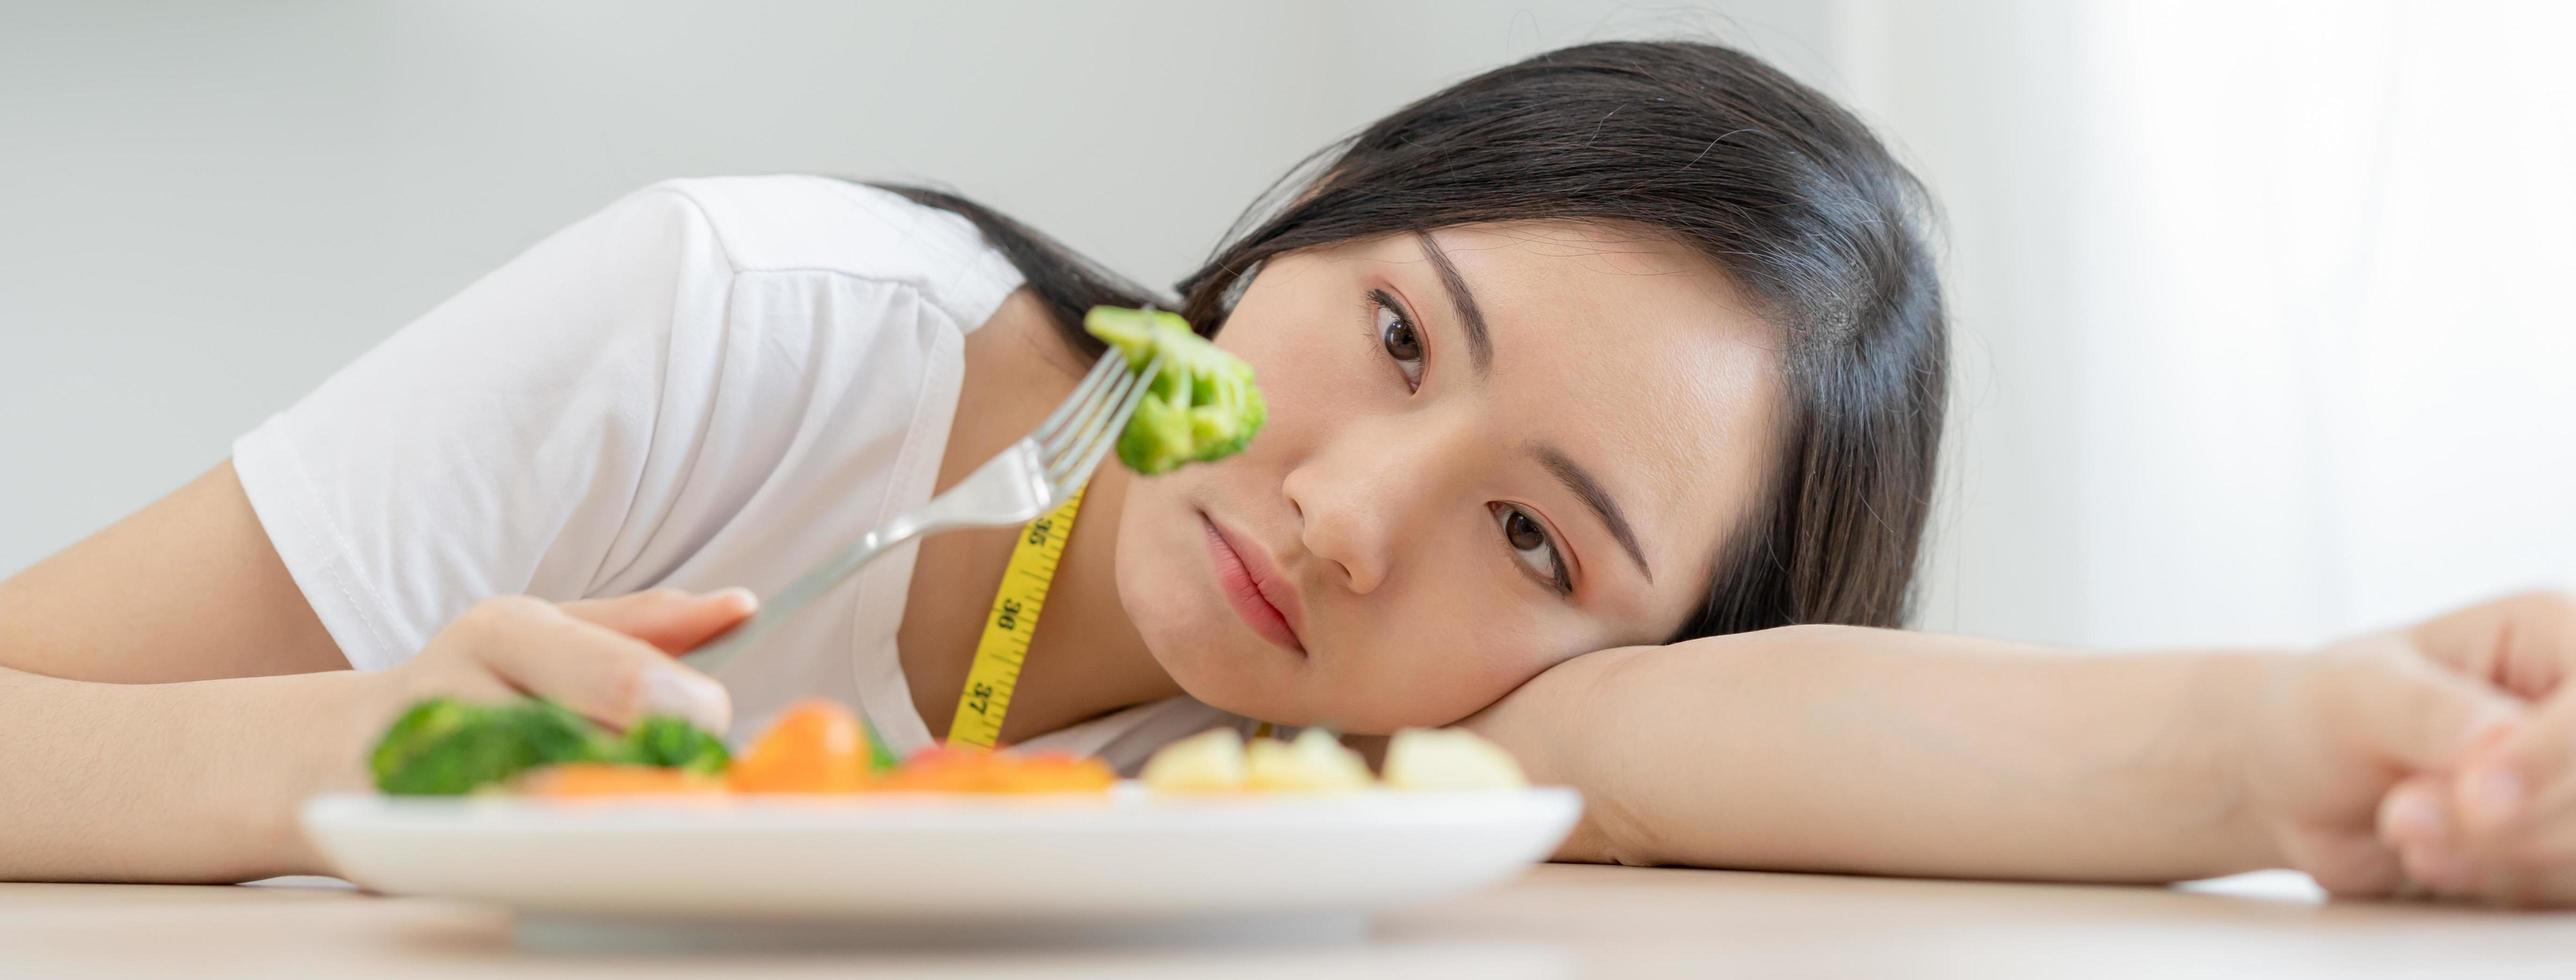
2290, 829, 2409, 898
561, 587, 758, 655
2442, 593, 2576, 861
2379, 774, 2478, 896
2371, 668, 2576, 907
2452, 693, 2576, 862
2342, 592, 2576, 907
450, 596, 732, 732
2338, 638, 2523, 773
2406, 590, 2576, 701
2378, 773, 2451, 854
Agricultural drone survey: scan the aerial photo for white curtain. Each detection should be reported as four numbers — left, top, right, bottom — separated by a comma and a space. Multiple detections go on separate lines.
1830, 0, 2576, 648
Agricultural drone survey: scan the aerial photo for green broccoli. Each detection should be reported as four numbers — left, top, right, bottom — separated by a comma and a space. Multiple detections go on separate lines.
369, 698, 617, 795
619, 715, 732, 775
368, 697, 730, 795
1083, 306, 1267, 475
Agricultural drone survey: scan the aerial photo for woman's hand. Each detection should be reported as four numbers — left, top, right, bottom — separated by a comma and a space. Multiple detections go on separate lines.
244, 589, 745, 878
363, 589, 754, 738
2231, 611, 2531, 899
2363, 592, 2576, 905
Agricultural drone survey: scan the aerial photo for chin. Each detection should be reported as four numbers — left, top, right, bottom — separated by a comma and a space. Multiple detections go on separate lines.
1130, 610, 1283, 717
1124, 546, 1278, 707
1170, 639, 1286, 717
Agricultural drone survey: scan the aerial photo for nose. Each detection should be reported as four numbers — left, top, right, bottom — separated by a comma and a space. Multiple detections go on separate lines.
1284, 466, 1391, 595
1282, 411, 1472, 596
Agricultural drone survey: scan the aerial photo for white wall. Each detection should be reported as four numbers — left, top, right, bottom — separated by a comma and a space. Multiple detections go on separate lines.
1839, 0, 2576, 647
16, 2, 2559, 652
0, 0, 1836, 576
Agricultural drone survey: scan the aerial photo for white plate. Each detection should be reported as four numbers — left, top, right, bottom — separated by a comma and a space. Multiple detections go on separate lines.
301, 785, 1579, 925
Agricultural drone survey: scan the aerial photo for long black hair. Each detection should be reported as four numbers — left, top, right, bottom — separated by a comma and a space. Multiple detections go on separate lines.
873, 39, 1946, 639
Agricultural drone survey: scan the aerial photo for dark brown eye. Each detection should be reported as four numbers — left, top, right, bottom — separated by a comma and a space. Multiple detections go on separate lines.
1490, 502, 1571, 594
1382, 316, 1423, 362
1370, 290, 1426, 390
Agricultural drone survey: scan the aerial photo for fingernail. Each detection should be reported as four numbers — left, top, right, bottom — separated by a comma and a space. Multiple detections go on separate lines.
2384, 789, 2449, 845
2463, 767, 2525, 829
711, 587, 759, 614
644, 664, 731, 731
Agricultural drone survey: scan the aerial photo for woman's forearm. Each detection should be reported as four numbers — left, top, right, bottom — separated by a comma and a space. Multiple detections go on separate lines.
0, 665, 380, 883
1471, 625, 2283, 883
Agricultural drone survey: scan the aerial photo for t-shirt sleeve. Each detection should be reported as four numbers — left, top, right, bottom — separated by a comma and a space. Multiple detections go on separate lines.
232, 183, 739, 671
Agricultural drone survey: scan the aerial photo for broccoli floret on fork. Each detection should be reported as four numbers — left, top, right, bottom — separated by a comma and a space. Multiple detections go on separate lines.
1083, 306, 1267, 476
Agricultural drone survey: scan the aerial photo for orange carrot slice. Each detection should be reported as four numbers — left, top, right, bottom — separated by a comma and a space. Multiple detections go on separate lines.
874, 746, 1114, 794
727, 699, 869, 794
519, 763, 726, 798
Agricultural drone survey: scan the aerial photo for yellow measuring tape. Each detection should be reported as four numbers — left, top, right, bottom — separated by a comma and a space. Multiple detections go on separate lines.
942, 479, 1279, 749
947, 484, 1086, 748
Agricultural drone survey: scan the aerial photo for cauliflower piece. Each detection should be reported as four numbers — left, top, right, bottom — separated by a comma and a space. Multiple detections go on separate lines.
1382, 728, 1529, 790
1243, 728, 1374, 793
1139, 727, 1250, 793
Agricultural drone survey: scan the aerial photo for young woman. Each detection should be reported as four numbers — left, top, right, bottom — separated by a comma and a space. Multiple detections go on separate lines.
4, 40, 2571, 905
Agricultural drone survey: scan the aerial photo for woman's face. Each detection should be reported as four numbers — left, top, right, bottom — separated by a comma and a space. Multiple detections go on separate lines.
1113, 221, 1783, 731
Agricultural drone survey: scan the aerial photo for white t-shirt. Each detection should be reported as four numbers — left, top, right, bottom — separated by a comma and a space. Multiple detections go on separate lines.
234, 175, 1244, 772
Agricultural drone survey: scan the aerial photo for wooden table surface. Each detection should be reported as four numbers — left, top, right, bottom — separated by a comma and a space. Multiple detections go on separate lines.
6, 865, 2572, 978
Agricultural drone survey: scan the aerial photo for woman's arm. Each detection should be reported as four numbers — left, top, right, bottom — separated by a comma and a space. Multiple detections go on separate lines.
0, 664, 382, 882
1467, 623, 2521, 887
0, 462, 376, 880
0, 463, 749, 883
0, 462, 343, 682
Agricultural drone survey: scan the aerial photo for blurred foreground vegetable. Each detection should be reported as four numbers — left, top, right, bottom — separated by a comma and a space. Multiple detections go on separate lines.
621, 715, 732, 775
727, 699, 869, 794
519, 764, 727, 798
368, 698, 729, 795
872, 746, 1117, 794
1138, 726, 1530, 794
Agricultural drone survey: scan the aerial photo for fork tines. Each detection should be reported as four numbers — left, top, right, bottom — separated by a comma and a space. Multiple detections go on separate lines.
1037, 350, 1165, 495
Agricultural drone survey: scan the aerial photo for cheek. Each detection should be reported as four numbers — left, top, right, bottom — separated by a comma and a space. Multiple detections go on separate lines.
1109, 475, 1203, 632
1325, 583, 1579, 730
1218, 288, 1385, 421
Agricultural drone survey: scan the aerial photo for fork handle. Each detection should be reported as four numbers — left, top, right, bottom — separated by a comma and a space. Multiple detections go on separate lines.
681, 520, 916, 674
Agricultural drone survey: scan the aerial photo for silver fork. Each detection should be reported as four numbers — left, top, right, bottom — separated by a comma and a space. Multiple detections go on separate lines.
684, 349, 1162, 674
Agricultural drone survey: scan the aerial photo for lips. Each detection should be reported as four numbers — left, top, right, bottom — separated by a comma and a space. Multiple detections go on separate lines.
1201, 514, 1307, 654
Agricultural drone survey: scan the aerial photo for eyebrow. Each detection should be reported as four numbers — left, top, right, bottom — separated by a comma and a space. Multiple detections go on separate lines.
1412, 231, 1494, 375
1536, 444, 1654, 584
